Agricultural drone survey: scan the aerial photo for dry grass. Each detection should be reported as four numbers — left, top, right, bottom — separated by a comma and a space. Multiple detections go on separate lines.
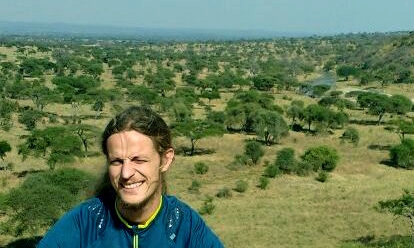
1, 45, 414, 248
2, 86, 413, 248
167, 128, 413, 248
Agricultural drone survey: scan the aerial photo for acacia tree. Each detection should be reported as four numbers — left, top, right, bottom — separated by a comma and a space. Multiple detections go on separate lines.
387, 119, 414, 141
357, 92, 392, 125
254, 110, 289, 145
18, 126, 84, 169
286, 100, 304, 127
172, 119, 224, 156
69, 124, 100, 157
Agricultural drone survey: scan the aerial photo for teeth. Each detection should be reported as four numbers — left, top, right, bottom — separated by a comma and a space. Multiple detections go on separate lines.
123, 182, 143, 189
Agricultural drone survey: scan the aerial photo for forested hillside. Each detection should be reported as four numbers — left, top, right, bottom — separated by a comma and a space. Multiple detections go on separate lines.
0, 32, 414, 248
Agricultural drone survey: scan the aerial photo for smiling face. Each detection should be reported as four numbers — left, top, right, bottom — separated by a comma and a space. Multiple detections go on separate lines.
106, 130, 174, 212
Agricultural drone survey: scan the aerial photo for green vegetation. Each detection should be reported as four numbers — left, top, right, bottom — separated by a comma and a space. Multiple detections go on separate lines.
1, 32, 414, 247
0, 168, 93, 236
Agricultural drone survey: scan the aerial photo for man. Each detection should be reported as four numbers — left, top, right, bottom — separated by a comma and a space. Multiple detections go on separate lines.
37, 105, 224, 248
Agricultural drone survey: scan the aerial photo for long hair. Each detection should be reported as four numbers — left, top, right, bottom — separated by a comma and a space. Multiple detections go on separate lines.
94, 106, 173, 197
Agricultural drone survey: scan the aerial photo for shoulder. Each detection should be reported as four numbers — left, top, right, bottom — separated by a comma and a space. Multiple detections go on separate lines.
162, 195, 224, 248
37, 197, 111, 248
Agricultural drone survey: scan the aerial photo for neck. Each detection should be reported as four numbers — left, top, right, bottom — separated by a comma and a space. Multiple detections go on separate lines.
116, 194, 162, 226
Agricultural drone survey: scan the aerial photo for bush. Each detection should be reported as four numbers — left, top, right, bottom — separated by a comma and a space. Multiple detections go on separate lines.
226, 154, 251, 170
0, 168, 93, 236
194, 162, 209, 175
315, 170, 329, 182
389, 138, 414, 169
275, 147, 297, 174
301, 146, 340, 172
199, 195, 215, 215
244, 140, 264, 165
188, 180, 201, 194
377, 190, 414, 239
341, 127, 360, 146
216, 187, 232, 198
263, 162, 281, 178
233, 180, 248, 193
257, 176, 270, 190
0, 140, 12, 161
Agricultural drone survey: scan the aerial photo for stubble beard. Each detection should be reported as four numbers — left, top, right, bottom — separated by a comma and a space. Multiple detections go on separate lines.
117, 173, 163, 212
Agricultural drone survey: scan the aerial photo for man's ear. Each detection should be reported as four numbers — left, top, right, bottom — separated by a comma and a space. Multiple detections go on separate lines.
160, 148, 175, 172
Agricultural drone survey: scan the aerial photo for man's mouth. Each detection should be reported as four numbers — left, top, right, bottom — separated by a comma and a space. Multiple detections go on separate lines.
122, 181, 144, 189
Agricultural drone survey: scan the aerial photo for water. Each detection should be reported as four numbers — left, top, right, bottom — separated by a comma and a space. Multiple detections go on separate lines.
307, 72, 337, 86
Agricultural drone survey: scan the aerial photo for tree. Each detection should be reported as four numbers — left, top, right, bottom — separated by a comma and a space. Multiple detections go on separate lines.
252, 75, 275, 91
18, 109, 44, 131
244, 140, 264, 164
387, 119, 414, 141
254, 110, 289, 145
127, 85, 159, 106
389, 94, 412, 115
0, 168, 92, 236
18, 126, 84, 169
357, 92, 391, 125
172, 119, 224, 156
323, 60, 335, 71
69, 124, 100, 157
303, 104, 331, 131
301, 146, 340, 172
336, 64, 357, 81
389, 138, 414, 169
0, 98, 18, 131
286, 100, 304, 126
0, 140, 11, 161
92, 99, 104, 119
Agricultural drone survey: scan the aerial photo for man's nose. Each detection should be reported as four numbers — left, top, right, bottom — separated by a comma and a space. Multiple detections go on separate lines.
120, 160, 135, 179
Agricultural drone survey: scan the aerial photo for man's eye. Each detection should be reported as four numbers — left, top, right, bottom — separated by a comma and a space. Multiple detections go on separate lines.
110, 159, 123, 165
131, 157, 147, 164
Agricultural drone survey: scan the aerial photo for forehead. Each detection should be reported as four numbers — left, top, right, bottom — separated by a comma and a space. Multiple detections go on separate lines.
106, 130, 156, 157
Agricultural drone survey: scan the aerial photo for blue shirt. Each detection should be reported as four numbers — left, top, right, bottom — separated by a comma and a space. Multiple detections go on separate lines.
37, 194, 224, 248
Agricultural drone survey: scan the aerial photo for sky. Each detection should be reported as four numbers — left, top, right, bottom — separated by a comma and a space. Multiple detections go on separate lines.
1, 0, 414, 35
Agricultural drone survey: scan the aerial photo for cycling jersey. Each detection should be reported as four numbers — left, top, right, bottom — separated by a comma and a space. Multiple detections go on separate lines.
37, 194, 224, 248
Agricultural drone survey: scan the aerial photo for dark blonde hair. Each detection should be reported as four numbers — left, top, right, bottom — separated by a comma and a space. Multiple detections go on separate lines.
101, 105, 172, 157
95, 106, 172, 197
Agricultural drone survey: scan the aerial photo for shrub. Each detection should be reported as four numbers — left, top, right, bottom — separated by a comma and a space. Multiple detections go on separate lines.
0, 168, 93, 236
377, 190, 414, 239
244, 140, 264, 165
315, 170, 329, 182
233, 180, 248, 193
216, 187, 232, 198
389, 138, 414, 169
188, 180, 201, 194
257, 176, 270, 189
194, 162, 209, 175
301, 146, 340, 172
199, 195, 215, 215
263, 162, 281, 178
0, 140, 12, 161
341, 127, 360, 146
227, 154, 251, 171
275, 147, 297, 174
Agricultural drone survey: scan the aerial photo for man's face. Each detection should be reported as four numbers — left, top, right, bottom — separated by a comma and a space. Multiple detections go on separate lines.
106, 130, 173, 209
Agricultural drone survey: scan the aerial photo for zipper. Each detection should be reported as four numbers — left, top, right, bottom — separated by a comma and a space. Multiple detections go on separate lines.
132, 225, 139, 248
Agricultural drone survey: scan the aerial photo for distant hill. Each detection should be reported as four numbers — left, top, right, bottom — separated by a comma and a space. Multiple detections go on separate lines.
0, 21, 312, 41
